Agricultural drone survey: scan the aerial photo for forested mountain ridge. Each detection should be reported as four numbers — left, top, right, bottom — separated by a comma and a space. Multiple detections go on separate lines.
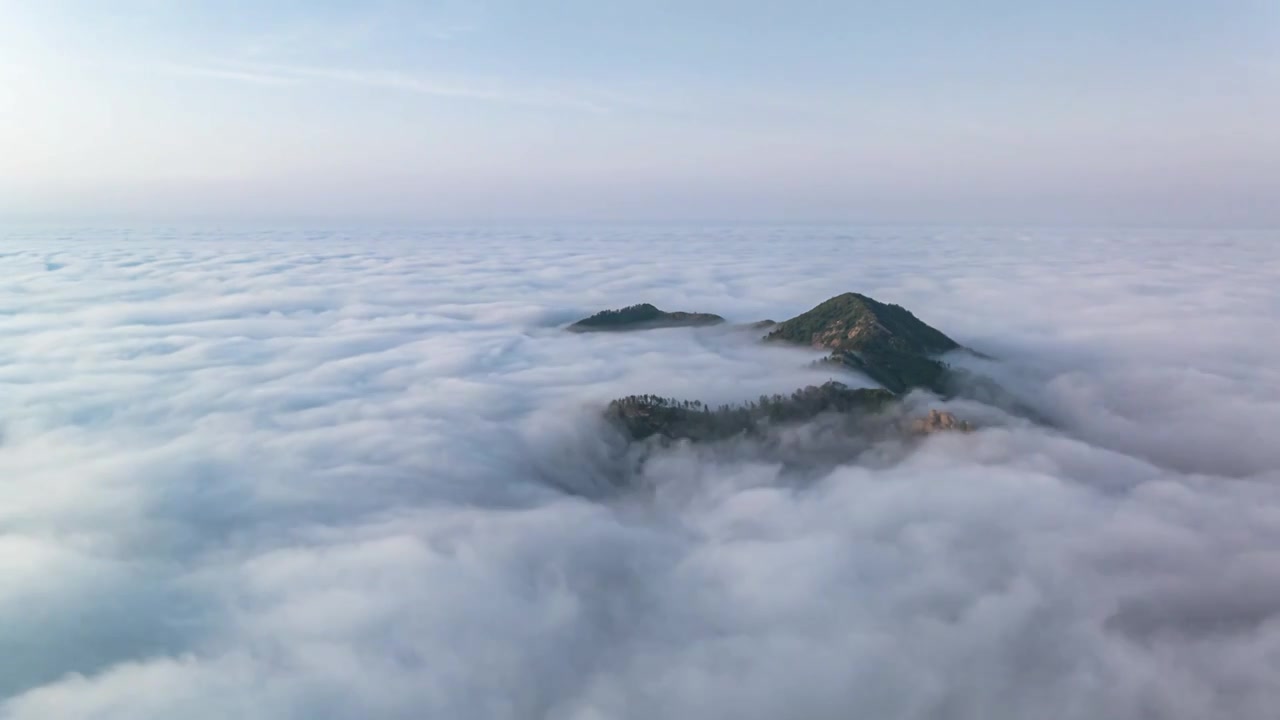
567, 303, 725, 332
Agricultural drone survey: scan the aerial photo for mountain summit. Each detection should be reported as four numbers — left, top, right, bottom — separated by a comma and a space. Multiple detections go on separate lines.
765, 292, 959, 393
568, 303, 725, 332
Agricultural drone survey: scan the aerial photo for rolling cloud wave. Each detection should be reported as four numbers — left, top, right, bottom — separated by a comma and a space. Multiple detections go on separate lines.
0, 227, 1277, 719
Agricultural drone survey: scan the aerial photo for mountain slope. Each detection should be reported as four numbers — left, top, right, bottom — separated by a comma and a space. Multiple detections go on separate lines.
765, 293, 959, 393
606, 381, 894, 442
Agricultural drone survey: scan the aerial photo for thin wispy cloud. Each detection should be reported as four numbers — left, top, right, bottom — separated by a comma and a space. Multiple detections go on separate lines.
155, 62, 301, 86
158, 58, 614, 113
4, 1, 1278, 223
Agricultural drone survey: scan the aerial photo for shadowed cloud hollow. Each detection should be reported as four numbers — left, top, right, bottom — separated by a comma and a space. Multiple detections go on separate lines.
0, 226, 1278, 719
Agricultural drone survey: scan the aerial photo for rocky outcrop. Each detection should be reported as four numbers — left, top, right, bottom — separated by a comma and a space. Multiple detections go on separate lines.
567, 303, 725, 332
910, 409, 974, 435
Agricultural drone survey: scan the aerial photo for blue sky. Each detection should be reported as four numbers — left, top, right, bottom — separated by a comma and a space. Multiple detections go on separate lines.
2, 0, 1277, 224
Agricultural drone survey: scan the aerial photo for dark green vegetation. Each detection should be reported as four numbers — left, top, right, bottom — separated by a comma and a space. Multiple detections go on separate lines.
568, 303, 725, 332
607, 381, 894, 442
600, 292, 978, 444
765, 292, 960, 393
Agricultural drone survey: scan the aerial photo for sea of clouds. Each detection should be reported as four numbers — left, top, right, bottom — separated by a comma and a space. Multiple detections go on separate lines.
0, 226, 1278, 719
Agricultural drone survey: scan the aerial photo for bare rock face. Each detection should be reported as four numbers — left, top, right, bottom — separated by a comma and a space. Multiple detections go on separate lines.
910, 409, 974, 435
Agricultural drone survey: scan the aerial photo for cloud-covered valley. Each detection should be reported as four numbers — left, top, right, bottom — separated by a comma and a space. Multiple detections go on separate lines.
1, 227, 1278, 719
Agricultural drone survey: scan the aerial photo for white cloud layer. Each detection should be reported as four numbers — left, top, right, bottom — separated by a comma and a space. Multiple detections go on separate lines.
0, 227, 1278, 719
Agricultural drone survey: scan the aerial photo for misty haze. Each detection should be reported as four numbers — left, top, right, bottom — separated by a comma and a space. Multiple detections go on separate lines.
2, 2, 1279, 720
